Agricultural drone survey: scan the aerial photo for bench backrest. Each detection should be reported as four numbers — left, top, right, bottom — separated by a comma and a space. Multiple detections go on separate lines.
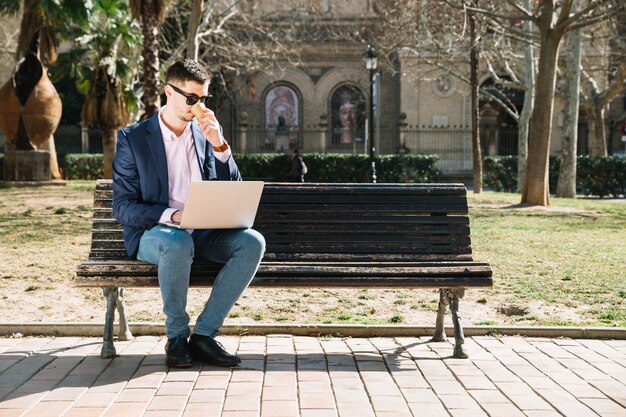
91, 180, 474, 262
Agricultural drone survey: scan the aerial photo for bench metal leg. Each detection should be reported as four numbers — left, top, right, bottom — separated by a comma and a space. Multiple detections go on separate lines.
115, 288, 133, 341
101, 287, 134, 358
449, 289, 468, 358
431, 289, 449, 342
431, 288, 468, 358
101, 288, 117, 358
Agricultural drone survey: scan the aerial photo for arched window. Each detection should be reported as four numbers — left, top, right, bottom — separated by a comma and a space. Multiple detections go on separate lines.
330, 85, 365, 149
264, 85, 300, 152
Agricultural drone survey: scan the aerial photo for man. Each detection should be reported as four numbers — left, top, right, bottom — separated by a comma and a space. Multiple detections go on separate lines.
291, 148, 307, 182
112, 59, 266, 368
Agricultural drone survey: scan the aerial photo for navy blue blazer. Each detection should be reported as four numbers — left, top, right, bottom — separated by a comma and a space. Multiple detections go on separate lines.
112, 113, 242, 258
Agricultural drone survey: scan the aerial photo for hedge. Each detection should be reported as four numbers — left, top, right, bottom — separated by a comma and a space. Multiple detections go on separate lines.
64, 154, 104, 180
62, 152, 440, 183
7, 152, 620, 198
483, 155, 626, 198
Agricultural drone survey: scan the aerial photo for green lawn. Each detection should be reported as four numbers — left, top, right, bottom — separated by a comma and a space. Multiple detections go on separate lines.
0, 182, 624, 327
468, 192, 626, 326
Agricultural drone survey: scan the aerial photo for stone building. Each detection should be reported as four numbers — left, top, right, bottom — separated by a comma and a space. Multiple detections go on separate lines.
218, 0, 625, 175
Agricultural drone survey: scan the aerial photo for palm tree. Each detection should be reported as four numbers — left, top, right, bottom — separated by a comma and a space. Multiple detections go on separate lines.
0, 0, 87, 179
70, 0, 141, 178
0, 0, 87, 64
129, 0, 172, 119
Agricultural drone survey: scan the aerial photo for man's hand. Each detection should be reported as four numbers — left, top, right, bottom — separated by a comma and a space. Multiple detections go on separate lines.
171, 210, 183, 223
192, 103, 225, 148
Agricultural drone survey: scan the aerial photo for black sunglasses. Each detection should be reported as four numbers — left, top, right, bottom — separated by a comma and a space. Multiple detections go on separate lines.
167, 83, 212, 106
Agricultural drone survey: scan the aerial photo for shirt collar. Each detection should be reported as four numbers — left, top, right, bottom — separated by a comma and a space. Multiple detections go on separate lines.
158, 106, 191, 142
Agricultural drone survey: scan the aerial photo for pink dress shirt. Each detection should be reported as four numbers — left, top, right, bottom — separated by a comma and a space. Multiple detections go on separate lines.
157, 106, 231, 232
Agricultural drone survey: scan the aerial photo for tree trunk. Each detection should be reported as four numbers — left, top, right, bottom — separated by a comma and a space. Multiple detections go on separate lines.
556, 24, 581, 198
39, 135, 62, 179
140, 0, 161, 119
521, 31, 563, 205
469, 5, 482, 193
583, 61, 626, 157
589, 101, 608, 156
517, 0, 534, 193
186, 0, 204, 60
102, 128, 117, 179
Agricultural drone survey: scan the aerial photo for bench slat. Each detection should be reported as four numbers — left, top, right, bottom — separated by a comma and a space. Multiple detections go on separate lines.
93, 204, 468, 214
90, 240, 473, 253
76, 261, 492, 288
94, 182, 468, 194
75, 276, 492, 288
86, 251, 476, 262
91, 234, 470, 245
92, 224, 470, 235
91, 226, 471, 240
93, 213, 470, 225
96, 195, 468, 205
78, 260, 492, 275
257, 204, 467, 214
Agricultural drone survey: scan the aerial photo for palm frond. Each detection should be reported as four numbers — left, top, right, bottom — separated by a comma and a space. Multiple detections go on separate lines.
0, 0, 21, 16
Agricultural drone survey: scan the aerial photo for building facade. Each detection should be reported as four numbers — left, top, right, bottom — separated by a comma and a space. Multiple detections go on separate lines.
218, 0, 625, 175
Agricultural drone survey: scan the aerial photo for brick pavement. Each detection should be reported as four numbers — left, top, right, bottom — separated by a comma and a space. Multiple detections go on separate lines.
0, 335, 624, 417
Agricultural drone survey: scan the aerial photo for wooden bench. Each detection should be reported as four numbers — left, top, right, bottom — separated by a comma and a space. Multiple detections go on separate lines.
76, 180, 492, 359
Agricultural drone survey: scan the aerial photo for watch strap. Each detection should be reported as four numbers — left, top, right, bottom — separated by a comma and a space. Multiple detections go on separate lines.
212, 140, 229, 152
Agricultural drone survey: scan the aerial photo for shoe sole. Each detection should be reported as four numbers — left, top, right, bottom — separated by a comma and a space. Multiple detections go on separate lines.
166, 360, 193, 368
189, 349, 240, 367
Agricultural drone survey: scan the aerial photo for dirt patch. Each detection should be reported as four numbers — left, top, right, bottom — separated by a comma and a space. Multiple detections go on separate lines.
479, 203, 600, 218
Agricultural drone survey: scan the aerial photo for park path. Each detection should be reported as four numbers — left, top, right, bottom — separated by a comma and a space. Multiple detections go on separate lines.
0, 335, 625, 417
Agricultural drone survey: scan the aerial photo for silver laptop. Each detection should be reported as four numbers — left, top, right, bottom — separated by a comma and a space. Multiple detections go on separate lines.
159, 181, 264, 229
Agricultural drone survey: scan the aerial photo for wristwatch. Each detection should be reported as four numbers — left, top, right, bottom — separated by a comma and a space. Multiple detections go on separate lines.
213, 140, 229, 152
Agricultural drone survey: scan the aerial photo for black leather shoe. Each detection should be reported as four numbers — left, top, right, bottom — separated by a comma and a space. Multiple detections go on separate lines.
165, 336, 193, 368
189, 334, 241, 367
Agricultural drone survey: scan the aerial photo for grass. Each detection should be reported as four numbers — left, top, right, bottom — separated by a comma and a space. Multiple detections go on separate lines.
0, 182, 624, 327
467, 191, 626, 327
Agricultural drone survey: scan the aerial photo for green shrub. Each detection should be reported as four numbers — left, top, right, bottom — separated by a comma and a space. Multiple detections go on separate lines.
483, 155, 626, 197
483, 156, 518, 192
60, 152, 439, 183
59, 152, 439, 182
377, 154, 440, 183
234, 153, 292, 181
65, 154, 104, 180
235, 153, 440, 183
0, 153, 3, 180
577, 156, 626, 198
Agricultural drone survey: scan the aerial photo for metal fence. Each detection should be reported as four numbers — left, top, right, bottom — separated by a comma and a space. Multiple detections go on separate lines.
47, 123, 574, 176
237, 125, 400, 154
54, 123, 102, 155
402, 126, 473, 174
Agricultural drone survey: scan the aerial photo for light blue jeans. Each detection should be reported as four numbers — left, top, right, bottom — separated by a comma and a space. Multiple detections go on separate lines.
137, 226, 266, 339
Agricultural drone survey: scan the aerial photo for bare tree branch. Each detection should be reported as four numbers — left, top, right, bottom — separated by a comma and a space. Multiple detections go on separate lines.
557, 0, 615, 30
503, 0, 534, 20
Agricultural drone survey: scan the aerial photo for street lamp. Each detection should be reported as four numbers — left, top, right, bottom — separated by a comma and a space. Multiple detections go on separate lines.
364, 44, 377, 183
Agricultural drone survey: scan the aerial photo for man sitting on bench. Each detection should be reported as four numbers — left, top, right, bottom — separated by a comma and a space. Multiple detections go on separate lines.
112, 59, 266, 368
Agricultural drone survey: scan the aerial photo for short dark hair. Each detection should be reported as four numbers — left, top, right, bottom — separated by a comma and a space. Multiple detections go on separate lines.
166, 59, 210, 85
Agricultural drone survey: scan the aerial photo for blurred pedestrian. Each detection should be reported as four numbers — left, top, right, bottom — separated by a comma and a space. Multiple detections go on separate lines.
291, 149, 307, 182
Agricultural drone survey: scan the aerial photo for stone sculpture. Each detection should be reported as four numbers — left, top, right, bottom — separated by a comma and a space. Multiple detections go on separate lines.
0, 32, 62, 181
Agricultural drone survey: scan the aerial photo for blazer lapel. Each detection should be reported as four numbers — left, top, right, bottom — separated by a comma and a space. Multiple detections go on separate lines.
145, 114, 168, 197
191, 120, 210, 180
